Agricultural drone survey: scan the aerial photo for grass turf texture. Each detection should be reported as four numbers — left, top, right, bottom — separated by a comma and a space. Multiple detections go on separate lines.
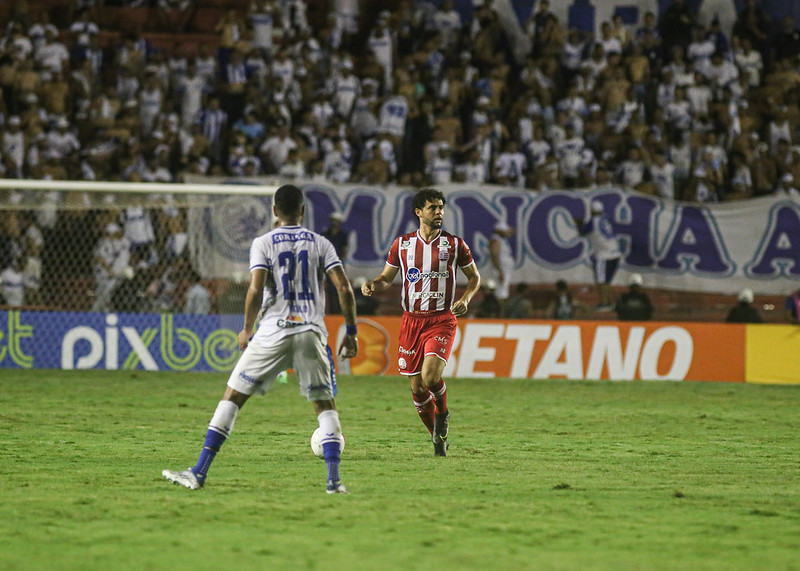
1, 370, 799, 570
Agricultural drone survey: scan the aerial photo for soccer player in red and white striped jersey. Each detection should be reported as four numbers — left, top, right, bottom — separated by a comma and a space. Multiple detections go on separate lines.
361, 188, 481, 456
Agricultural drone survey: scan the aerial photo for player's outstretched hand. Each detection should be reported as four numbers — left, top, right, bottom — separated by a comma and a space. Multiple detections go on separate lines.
451, 300, 468, 317
338, 335, 358, 359
361, 280, 376, 296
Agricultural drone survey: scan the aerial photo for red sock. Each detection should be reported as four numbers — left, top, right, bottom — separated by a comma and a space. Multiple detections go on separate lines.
412, 391, 435, 434
429, 379, 448, 414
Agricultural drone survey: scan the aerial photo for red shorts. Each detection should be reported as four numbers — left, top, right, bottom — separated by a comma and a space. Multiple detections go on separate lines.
397, 311, 457, 375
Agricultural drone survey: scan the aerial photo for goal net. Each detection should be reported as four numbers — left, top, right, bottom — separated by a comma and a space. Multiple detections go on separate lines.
0, 179, 276, 315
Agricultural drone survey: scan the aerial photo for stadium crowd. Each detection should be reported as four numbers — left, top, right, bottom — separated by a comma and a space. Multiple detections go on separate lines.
1, 0, 800, 313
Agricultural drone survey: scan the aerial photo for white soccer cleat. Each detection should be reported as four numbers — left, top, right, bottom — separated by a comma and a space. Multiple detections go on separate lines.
162, 468, 203, 490
326, 479, 349, 494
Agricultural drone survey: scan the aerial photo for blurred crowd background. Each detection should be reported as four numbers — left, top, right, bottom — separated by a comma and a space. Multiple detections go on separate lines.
0, 0, 798, 321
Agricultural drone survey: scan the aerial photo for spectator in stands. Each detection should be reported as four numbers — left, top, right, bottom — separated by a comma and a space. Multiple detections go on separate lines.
92, 222, 131, 312
615, 273, 654, 321
773, 16, 800, 63
219, 48, 249, 124
659, 0, 695, 57
732, 0, 771, 55
196, 95, 228, 166
248, 0, 280, 57
726, 288, 763, 323
322, 211, 349, 314
786, 287, 800, 324
111, 266, 146, 313
1, 116, 25, 177
195, 43, 217, 88
488, 221, 515, 317
35, 27, 70, 76
476, 279, 501, 318
176, 61, 208, 129
545, 279, 585, 320
728, 151, 753, 200
215, 9, 247, 61
527, 0, 559, 59
774, 173, 798, 196
0, 256, 26, 307
505, 283, 534, 320
258, 118, 297, 173
183, 269, 211, 315
575, 200, 621, 311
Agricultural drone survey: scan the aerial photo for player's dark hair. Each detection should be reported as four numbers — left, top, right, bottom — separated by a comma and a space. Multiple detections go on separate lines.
274, 184, 304, 217
413, 188, 446, 211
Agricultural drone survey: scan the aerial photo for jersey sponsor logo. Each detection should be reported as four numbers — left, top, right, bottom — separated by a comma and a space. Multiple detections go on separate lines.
398, 346, 416, 355
410, 291, 444, 300
277, 315, 307, 328
408, 270, 449, 284
439, 237, 449, 247
406, 267, 421, 283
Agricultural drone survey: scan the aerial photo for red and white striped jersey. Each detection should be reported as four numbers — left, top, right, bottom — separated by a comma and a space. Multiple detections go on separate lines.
386, 229, 474, 313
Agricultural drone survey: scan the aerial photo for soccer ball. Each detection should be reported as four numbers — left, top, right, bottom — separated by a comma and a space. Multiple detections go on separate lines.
310, 427, 345, 458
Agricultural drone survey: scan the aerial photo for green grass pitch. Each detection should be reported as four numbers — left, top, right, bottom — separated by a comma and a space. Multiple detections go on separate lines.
1, 370, 799, 570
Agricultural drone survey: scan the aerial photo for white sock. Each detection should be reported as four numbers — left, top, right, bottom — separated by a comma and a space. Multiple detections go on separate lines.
317, 409, 341, 444
209, 400, 239, 438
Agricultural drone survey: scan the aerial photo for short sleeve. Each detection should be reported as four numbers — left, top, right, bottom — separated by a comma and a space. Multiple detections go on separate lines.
386, 237, 401, 267
249, 237, 269, 271
320, 235, 343, 272
457, 238, 474, 267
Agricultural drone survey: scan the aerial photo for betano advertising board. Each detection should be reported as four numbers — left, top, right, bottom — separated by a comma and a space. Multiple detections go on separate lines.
1, 311, 797, 384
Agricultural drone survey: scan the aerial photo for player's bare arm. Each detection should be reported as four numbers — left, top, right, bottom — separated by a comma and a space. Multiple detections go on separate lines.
327, 265, 359, 359
239, 268, 266, 350
361, 263, 399, 296
452, 262, 481, 317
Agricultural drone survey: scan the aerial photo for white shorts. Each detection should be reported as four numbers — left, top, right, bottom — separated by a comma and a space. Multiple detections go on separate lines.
227, 331, 337, 401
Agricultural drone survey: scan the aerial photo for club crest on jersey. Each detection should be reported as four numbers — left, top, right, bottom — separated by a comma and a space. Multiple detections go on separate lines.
406, 267, 421, 283
400, 240, 411, 250
439, 249, 450, 260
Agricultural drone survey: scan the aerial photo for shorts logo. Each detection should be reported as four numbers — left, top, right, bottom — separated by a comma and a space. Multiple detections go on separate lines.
399, 346, 416, 355
239, 371, 261, 385
434, 336, 448, 344
406, 267, 421, 283
398, 357, 407, 369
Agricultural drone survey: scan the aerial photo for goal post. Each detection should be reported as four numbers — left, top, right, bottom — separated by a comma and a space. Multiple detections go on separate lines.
0, 178, 278, 314
0, 178, 278, 196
